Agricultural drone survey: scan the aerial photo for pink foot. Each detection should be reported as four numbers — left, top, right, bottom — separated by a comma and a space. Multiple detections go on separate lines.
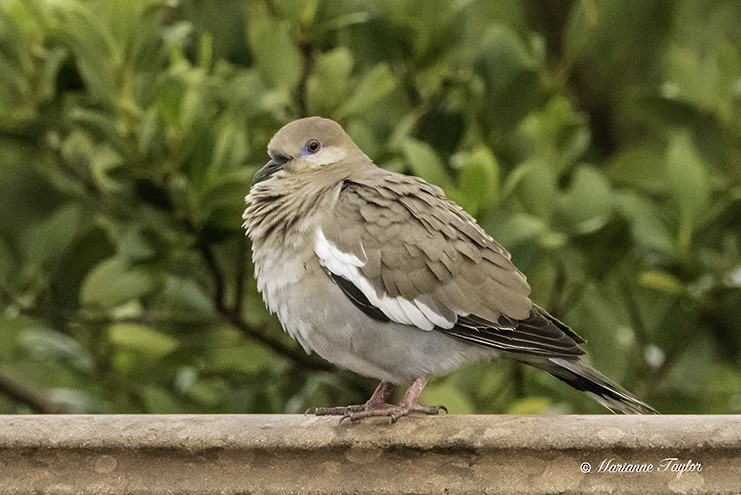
307, 376, 446, 423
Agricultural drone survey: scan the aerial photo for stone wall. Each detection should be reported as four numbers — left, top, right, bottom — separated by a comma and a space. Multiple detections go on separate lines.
0, 415, 738, 494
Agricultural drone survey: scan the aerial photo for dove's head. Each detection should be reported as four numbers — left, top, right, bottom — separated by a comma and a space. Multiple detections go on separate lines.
254, 117, 367, 183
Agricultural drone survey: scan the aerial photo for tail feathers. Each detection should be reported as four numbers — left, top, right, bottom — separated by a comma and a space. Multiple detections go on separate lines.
527, 357, 657, 414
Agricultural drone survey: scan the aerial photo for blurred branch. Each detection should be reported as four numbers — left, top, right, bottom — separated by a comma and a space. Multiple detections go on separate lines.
296, 41, 315, 117
234, 236, 248, 318
619, 278, 651, 346
522, 0, 573, 66
0, 283, 21, 309
511, 362, 525, 398
195, 232, 332, 372
223, 312, 332, 373
484, 366, 516, 412
546, 260, 588, 323
647, 321, 697, 395
45, 133, 120, 216
616, 272, 703, 399
546, 261, 569, 315
47, 135, 99, 199
0, 368, 65, 413
198, 236, 228, 314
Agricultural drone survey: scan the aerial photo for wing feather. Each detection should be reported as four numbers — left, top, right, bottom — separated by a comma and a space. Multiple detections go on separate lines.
315, 170, 586, 357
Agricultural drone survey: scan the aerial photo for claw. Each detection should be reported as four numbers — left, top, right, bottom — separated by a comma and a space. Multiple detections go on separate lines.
306, 377, 446, 423
339, 413, 359, 424
326, 403, 448, 423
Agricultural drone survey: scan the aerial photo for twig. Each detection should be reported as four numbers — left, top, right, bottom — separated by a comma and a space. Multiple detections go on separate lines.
618, 276, 651, 346
197, 237, 228, 314
0, 368, 64, 413
194, 229, 332, 372
296, 41, 315, 117
222, 311, 333, 372
234, 236, 248, 318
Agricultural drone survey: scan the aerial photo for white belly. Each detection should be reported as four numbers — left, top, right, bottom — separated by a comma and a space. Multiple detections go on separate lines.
255, 247, 497, 383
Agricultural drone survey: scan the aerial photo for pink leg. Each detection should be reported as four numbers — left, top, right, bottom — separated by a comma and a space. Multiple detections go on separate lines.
365, 380, 396, 408
311, 376, 446, 423
309, 380, 395, 416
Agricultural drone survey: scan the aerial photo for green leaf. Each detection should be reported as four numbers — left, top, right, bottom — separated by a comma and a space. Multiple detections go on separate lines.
156, 75, 187, 127
557, 165, 613, 234
516, 160, 556, 221
492, 212, 548, 248
47, 389, 102, 414
665, 133, 710, 238
0, 236, 15, 285
663, 39, 741, 115
400, 137, 451, 187
475, 25, 542, 131
208, 116, 249, 175
140, 385, 183, 413
606, 145, 666, 195
615, 192, 674, 258
182, 379, 223, 408
197, 168, 253, 226
21, 203, 83, 273
118, 227, 159, 262
345, 119, 381, 160
156, 276, 213, 314
246, 3, 301, 90
507, 396, 553, 415
209, 339, 276, 375
421, 379, 474, 414
449, 146, 500, 215
19, 325, 93, 372
269, 0, 318, 24
307, 47, 354, 114
639, 270, 686, 296
80, 257, 159, 309
336, 63, 397, 119
90, 144, 124, 191
49, 2, 117, 102
516, 96, 590, 173
109, 323, 178, 358
137, 106, 160, 155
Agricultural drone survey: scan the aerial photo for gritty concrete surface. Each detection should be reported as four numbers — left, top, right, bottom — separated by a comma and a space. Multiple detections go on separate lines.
0, 414, 738, 494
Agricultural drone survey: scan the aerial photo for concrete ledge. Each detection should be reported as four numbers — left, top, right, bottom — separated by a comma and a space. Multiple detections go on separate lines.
0, 415, 738, 494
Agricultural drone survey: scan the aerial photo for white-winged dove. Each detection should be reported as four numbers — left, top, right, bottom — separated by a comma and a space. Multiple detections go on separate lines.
243, 116, 656, 421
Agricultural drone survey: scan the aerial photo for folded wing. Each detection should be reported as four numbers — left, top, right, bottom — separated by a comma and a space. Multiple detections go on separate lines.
315, 171, 585, 358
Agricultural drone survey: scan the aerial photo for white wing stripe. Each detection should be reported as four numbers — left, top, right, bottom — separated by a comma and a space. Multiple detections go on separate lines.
398, 297, 433, 329
314, 229, 454, 331
315, 230, 365, 267
417, 300, 456, 329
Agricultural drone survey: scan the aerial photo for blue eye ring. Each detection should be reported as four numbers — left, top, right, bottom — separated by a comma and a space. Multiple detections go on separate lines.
303, 138, 322, 155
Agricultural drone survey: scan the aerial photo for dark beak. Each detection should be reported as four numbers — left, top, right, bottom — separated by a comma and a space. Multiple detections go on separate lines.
253, 155, 289, 184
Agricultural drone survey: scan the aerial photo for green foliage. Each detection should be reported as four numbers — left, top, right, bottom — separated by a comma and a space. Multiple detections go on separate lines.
0, 0, 739, 415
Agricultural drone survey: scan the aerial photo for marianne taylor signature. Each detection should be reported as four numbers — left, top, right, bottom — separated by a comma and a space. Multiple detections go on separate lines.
580, 457, 702, 478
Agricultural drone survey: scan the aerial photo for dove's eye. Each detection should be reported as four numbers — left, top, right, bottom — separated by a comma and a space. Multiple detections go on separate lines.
304, 139, 322, 155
